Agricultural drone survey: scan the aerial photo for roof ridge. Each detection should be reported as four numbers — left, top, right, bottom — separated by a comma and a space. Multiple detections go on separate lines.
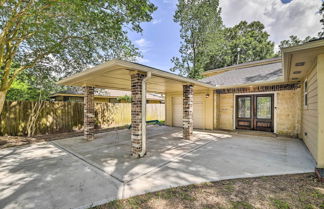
203, 57, 282, 75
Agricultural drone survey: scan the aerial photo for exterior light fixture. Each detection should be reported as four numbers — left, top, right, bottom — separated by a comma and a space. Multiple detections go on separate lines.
205, 93, 210, 98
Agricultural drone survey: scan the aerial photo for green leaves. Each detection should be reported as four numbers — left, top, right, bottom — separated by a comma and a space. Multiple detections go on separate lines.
171, 0, 223, 79
205, 21, 275, 71
171, 2, 274, 78
0, 0, 156, 112
0, 0, 156, 79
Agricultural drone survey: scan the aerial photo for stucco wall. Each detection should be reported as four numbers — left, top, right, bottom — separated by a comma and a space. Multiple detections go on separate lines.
276, 89, 302, 137
215, 90, 302, 136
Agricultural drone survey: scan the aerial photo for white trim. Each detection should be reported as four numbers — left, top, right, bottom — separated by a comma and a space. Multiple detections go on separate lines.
303, 79, 308, 109
233, 91, 278, 133
281, 39, 324, 53
233, 94, 236, 130
274, 93, 277, 134
57, 59, 216, 90
139, 72, 151, 157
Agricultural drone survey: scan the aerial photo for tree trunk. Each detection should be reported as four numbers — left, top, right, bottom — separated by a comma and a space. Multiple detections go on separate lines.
0, 90, 7, 115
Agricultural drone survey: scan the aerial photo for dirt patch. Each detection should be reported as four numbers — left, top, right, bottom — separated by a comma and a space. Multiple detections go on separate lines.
93, 174, 324, 209
0, 125, 129, 149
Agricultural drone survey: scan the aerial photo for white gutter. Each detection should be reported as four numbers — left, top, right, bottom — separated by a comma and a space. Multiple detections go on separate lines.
139, 71, 151, 157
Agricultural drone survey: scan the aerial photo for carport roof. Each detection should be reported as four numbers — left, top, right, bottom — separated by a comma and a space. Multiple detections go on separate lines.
57, 59, 215, 93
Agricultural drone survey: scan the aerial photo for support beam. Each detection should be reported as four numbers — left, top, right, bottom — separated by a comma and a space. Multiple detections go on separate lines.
84, 86, 95, 140
183, 84, 193, 140
131, 72, 147, 157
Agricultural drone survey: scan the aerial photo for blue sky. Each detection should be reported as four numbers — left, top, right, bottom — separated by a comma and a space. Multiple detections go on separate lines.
128, 0, 180, 71
128, 0, 322, 72
281, 0, 293, 3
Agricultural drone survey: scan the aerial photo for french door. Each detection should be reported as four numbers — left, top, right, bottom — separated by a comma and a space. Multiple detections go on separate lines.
235, 94, 274, 132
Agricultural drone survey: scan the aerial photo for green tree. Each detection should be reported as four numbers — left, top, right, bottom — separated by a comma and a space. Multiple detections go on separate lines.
278, 35, 313, 49
205, 21, 274, 70
277, 35, 317, 55
319, 2, 324, 37
5, 70, 56, 101
171, 0, 223, 79
0, 0, 156, 113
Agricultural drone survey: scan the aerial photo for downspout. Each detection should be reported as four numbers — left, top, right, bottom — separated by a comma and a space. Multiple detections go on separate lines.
139, 71, 151, 157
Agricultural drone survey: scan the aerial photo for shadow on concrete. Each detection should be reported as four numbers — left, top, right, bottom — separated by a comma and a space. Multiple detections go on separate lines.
0, 126, 316, 209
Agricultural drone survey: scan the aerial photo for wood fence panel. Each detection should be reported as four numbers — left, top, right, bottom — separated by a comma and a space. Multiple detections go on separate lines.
0, 101, 165, 136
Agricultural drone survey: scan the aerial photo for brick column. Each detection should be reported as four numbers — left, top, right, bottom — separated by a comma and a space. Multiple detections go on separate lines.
84, 86, 95, 140
183, 84, 193, 140
131, 72, 146, 157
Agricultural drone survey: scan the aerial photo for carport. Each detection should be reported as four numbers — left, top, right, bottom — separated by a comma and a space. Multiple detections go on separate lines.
57, 59, 215, 158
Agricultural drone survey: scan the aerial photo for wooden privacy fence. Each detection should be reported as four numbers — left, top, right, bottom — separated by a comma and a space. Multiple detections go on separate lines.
0, 101, 165, 136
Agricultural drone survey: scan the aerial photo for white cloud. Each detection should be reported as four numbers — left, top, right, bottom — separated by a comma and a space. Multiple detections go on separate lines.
135, 56, 150, 64
152, 18, 162, 24
135, 38, 151, 48
134, 38, 152, 54
220, 0, 322, 48
134, 38, 152, 63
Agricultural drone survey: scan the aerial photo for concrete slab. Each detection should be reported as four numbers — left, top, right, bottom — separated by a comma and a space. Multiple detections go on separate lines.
53, 126, 221, 182
0, 127, 316, 209
122, 133, 315, 198
0, 143, 122, 209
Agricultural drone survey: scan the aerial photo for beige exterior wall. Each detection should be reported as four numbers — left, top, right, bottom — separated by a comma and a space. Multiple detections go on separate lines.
301, 65, 318, 164
165, 89, 214, 130
218, 93, 234, 130
316, 54, 324, 168
213, 90, 301, 136
276, 89, 302, 137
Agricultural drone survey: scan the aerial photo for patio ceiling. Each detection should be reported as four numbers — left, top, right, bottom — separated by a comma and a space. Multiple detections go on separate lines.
57, 60, 216, 93
282, 39, 324, 82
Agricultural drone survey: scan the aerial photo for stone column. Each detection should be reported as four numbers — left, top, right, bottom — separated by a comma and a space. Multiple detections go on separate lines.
84, 86, 95, 140
183, 84, 193, 140
131, 72, 146, 157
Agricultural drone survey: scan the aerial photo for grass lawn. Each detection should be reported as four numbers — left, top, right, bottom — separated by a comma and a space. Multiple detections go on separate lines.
93, 173, 324, 209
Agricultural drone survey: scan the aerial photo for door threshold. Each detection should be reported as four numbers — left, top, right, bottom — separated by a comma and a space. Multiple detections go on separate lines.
234, 129, 277, 137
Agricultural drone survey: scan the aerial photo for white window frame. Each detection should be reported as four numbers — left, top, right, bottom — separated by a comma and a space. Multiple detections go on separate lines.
304, 79, 308, 108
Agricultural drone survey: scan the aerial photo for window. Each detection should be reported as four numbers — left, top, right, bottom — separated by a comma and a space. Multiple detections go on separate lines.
304, 80, 308, 107
256, 96, 272, 119
238, 96, 251, 118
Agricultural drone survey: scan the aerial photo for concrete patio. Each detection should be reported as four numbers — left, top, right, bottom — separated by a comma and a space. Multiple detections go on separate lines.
0, 126, 316, 209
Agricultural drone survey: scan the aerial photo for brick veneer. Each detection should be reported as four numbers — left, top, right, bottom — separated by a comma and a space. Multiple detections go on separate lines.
131, 72, 146, 157
84, 86, 95, 140
183, 84, 193, 140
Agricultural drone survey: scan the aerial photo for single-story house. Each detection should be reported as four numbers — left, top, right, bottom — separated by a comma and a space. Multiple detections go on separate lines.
50, 89, 164, 103
57, 38, 324, 179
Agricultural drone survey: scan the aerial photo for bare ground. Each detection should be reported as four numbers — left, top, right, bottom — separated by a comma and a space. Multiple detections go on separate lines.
93, 174, 324, 209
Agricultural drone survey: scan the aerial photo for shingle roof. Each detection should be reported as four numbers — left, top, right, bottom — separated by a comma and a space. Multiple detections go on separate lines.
200, 62, 283, 87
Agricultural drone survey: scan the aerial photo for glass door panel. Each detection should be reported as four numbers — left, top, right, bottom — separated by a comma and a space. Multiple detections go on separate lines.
236, 94, 274, 132
238, 97, 251, 118
256, 97, 272, 119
